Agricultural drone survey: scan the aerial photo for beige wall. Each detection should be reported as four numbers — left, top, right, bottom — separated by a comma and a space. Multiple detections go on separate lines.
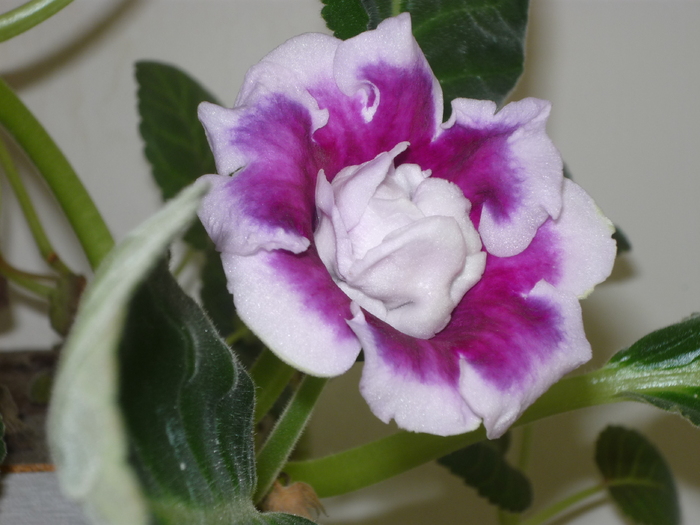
1, 1, 699, 524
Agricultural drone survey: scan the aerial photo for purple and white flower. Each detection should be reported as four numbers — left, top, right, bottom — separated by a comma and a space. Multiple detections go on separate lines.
197, 14, 616, 438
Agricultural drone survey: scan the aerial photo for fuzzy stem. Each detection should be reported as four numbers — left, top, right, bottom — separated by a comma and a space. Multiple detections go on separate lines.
0, 0, 74, 42
254, 375, 327, 503
0, 78, 113, 270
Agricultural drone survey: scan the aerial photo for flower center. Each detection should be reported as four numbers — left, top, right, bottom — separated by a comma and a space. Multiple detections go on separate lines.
314, 143, 486, 339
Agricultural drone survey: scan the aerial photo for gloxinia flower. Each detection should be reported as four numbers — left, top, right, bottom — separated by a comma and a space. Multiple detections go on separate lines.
197, 14, 616, 438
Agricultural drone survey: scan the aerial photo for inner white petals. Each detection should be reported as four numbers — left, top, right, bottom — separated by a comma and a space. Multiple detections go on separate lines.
314, 144, 486, 339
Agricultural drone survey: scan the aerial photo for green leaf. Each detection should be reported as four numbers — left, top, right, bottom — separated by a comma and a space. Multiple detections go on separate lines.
119, 263, 314, 524
321, 0, 529, 107
602, 314, 700, 427
135, 61, 220, 249
321, 0, 369, 39
48, 183, 208, 525
595, 426, 679, 525
437, 433, 532, 512
47, 183, 314, 524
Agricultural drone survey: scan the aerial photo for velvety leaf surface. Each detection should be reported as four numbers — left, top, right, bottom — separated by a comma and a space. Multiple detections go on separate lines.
119, 264, 314, 524
136, 61, 220, 249
47, 185, 314, 525
437, 433, 532, 512
321, 0, 530, 107
604, 314, 700, 426
596, 426, 679, 525
47, 185, 208, 525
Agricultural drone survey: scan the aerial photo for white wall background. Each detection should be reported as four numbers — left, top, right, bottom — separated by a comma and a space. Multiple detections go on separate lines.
1, 1, 699, 524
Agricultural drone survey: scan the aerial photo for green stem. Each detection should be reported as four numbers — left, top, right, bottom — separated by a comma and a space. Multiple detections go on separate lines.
0, 78, 113, 270
286, 427, 487, 498
0, 0, 74, 42
0, 252, 52, 297
172, 245, 196, 277
518, 424, 534, 473
519, 484, 606, 525
0, 136, 71, 274
249, 348, 297, 423
254, 375, 327, 503
285, 368, 624, 498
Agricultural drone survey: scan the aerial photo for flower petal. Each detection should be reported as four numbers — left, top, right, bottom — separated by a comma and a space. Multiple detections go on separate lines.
458, 280, 590, 438
409, 97, 563, 258
349, 306, 482, 436
224, 249, 361, 376
539, 179, 617, 298
235, 32, 339, 132
311, 14, 443, 176
198, 95, 319, 253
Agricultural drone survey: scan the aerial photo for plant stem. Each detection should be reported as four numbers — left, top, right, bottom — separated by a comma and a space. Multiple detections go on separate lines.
518, 484, 606, 525
518, 424, 534, 473
0, 252, 52, 297
284, 369, 623, 498
0, 0, 74, 42
249, 348, 297, 423
0, 136, 71, 274
0, 78, 113, 270
254, 375, 327, 503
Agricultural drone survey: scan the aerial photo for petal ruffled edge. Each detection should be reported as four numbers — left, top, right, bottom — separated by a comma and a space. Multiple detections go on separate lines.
459, 280, 591, 438
543, 179, 616, 298
348, 305, 482, 436
236, 32, 339, 132
332, 13, 442, 133
222, 249, 361, 376
197, 174, 310, 256
438, 97, 564, 258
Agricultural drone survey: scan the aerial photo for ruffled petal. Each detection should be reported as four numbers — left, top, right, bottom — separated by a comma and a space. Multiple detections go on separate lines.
224, 249, 361, 376
199, 95, 319, 251
311, 14, 443, 176
347, 202, 601, 436
408, 97, 563, 258
235, 32, 339, 132
539, 179, 617, 298
458, 280, 590, 438
348, 306, 482, 436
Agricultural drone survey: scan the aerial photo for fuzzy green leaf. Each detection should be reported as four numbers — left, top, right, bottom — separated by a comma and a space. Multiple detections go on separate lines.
119, 264, 315, 524
437, 433, 532, 512
47, 184, 315, 524
136, 61, 220, 249
48, 184, 208, 525
320, 0, 529, 107
596, 426, 679, 525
